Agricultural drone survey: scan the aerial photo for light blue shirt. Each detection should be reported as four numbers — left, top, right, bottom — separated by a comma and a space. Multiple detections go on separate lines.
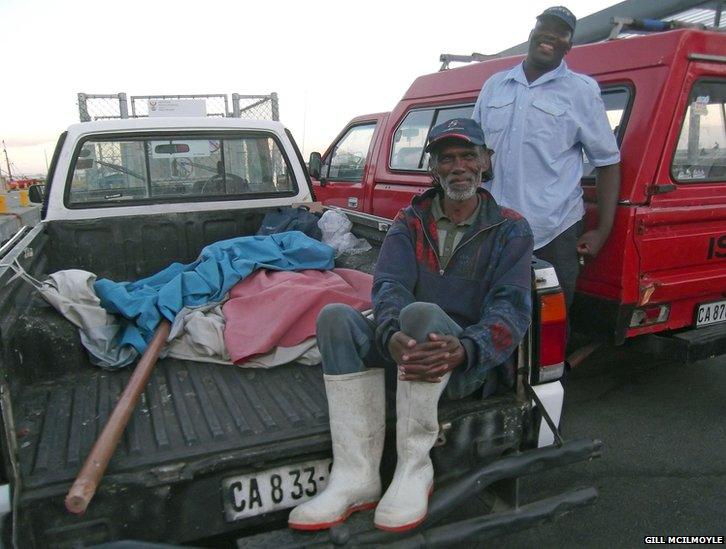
472, 61, 620, 249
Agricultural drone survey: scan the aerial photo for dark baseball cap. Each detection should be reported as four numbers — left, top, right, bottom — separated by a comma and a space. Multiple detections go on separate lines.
537, 6, 576, 32
425, 118, 486, 153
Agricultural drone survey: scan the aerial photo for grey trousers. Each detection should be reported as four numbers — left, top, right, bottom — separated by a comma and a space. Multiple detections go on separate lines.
316, 302, 497, 400
534, 220, 584, 311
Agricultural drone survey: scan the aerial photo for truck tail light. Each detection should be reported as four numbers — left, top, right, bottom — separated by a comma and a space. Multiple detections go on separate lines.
535, 291, 567, 383
629, 304, 670, 327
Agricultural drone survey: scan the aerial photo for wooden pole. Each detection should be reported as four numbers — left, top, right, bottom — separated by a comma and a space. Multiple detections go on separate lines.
65, 320, 171, 515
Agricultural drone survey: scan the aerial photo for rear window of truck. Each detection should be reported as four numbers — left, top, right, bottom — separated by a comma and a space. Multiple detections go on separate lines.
66, 132, 298, 207
671, 79, 726, 183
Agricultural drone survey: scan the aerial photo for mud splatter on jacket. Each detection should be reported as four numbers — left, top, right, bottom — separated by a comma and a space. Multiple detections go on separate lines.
373, 187, 533, 382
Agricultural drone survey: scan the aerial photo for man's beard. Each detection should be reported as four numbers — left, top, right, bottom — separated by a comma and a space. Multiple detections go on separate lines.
440, 173, 481, 201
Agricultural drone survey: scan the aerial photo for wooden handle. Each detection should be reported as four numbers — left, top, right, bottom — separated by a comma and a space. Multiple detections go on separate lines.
65, 320, 171, 515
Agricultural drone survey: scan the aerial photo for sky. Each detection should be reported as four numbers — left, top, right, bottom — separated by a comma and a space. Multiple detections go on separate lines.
0, 0, 617, 177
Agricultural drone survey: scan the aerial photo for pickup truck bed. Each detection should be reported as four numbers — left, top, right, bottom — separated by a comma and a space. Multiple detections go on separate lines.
1, 208, 530, 546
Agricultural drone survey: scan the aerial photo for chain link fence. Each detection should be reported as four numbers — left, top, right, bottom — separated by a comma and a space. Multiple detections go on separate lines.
233, 94, 280, 120
77, 92, 279, 122
94, 142, 124, 169
77, 93, 129, 121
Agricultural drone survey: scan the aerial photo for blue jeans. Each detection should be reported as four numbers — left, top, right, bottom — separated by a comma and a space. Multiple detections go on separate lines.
316, 302, 497, 400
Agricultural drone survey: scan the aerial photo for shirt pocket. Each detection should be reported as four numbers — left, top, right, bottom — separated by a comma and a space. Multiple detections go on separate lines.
484, 94, 515, 134
528, 99, 574, 159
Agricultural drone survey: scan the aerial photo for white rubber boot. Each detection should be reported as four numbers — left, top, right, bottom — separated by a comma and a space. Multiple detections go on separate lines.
373, 372, 450, 532
288, 369, 385, 530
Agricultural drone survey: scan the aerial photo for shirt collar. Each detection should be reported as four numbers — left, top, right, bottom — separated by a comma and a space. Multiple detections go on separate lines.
412, 187, 505, 231
431, 193, 481, 226
505, 60, 568, 87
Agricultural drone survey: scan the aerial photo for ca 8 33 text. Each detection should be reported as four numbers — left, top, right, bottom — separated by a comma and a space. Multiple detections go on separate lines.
222, 458, 333, 521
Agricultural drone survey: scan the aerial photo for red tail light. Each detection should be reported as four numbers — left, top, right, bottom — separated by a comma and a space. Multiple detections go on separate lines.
536, 291, 567, 383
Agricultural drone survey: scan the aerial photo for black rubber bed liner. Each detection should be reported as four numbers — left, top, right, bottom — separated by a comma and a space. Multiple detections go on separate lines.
14, 359, 330, 490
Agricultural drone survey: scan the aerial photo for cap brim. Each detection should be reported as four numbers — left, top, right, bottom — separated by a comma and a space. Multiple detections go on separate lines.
536, 13, 575, 31
425, 133, 485, 153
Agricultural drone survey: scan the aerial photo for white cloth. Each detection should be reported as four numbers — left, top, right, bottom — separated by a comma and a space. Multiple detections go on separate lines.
166, 302, 232, 364
7, 265, 138, 369
242, 338, 321, 369
166, 302, 322, 368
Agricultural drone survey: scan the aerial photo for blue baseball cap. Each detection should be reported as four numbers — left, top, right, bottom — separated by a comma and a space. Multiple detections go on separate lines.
425, 118, 486, 153
537, 6, 576, 32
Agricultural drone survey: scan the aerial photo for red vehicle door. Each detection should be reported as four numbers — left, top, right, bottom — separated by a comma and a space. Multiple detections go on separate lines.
312, 116, 384, 211
631, 56, 726, 337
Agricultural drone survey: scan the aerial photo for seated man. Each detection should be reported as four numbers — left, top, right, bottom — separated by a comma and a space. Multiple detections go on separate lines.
288, 118, 533, 532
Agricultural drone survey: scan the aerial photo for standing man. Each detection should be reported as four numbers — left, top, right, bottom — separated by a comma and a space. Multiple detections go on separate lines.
288, 119, 533, 532
472, 6, 621, 310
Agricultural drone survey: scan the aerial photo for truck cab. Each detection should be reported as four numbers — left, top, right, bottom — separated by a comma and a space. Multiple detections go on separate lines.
311, 29, 726, 360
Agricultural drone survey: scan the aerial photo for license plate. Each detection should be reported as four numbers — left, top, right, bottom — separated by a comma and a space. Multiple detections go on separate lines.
695, 299, 726, 327
222, 458, 333, 522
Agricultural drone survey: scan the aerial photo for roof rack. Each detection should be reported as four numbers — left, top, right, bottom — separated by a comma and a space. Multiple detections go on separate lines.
608, 16, 724, 38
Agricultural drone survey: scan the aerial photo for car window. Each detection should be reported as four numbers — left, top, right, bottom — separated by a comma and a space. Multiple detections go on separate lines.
582, 87, 631, 178
671, 80, 726, 183
324, 123, 376, 182
390, 105, 475, 171
67, 133, 296, 206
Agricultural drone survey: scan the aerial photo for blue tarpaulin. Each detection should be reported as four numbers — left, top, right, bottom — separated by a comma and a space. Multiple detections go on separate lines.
94, 232, 334, 354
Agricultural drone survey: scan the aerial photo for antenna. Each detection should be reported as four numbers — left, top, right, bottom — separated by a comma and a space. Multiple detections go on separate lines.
2, 141, 12, 191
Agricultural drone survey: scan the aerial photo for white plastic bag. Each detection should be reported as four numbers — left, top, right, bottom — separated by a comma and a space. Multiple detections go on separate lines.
317, 210, 372, 257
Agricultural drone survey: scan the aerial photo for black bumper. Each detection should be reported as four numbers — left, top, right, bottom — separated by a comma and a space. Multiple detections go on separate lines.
634, 322, 726, 363
240, 438, 603, 548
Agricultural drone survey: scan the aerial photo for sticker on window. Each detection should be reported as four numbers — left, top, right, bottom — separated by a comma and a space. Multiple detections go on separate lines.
692, 96, 710, 116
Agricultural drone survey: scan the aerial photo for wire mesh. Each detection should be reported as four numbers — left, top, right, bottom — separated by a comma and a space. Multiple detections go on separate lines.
78, 94, 127, 122
95, 142, 123, 167
234, 94, 279, 121
78, 93, 279, 122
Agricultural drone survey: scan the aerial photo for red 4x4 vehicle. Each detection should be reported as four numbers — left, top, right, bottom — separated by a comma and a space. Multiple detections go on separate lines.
311, 29, 726, 361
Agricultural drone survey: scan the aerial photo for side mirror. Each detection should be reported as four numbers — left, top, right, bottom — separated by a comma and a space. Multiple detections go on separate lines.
28, 184, 45, 204
308, 152, 322, 179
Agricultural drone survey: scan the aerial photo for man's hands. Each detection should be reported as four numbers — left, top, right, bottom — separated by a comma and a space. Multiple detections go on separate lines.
579, 162, 620, 261
576, 228, 607, 258
388, 331, 466, 383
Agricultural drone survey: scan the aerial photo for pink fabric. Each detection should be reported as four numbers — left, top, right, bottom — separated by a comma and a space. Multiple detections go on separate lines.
223, 268, 372, 364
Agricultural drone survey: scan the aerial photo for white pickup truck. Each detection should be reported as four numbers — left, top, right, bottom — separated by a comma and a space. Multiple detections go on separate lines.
0, 117, 599, 547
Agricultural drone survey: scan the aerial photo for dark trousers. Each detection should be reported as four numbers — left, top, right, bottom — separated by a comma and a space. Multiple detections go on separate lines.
534, 220, 583, 311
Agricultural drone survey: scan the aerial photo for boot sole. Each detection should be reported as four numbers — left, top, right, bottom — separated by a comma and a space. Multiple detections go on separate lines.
374, 513, 427, 533
373, 484, 433, 532
288, 500, 378, 531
